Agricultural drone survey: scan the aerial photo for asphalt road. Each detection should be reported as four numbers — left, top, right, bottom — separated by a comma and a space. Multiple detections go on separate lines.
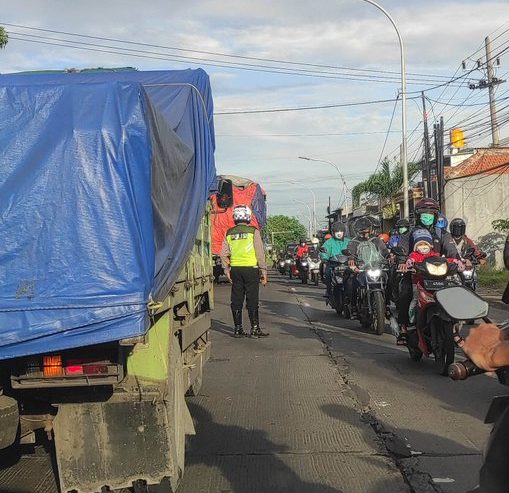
0, 272, 507, 493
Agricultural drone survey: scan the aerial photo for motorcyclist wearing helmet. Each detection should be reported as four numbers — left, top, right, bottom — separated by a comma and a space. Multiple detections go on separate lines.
320, 222, 351, 295
392, 218, 411, 255
296, 239, 310, 259
450, 217, 485, 265
220, 205, 268, 338
346, 217, 390, 316
396, 198, 459, 342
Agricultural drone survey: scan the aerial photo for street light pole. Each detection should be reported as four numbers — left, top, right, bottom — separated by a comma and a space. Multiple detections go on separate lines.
293, 200, 313, 240
289, 180, 317, 236
359, 0, 408, 218
298, 156, 349, 210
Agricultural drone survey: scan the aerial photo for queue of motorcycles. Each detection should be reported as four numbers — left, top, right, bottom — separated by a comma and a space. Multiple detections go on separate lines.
279, 252, 321, 285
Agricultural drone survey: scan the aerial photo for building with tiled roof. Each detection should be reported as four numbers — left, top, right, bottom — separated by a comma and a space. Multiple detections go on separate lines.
445, 147, 509, 266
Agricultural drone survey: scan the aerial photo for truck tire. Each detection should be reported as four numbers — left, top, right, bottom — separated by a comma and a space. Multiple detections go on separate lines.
0, 395, 19, 451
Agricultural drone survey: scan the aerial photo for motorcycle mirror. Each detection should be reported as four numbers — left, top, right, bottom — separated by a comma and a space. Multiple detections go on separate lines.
464, 246, 475, 257
435, 286, 489, 320
391, 246, 405, 256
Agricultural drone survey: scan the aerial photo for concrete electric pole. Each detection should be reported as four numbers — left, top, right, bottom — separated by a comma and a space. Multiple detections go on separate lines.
468, 36, 505, 147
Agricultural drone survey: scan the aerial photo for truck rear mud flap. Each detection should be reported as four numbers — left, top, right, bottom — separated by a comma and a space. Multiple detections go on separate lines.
53, 398, 189, 493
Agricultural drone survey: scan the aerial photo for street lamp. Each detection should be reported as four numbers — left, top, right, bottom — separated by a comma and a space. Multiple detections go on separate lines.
292, 199, 313, 240
359, 0, 408, 218
298, 156, 350, 209
289, 180, 317, 236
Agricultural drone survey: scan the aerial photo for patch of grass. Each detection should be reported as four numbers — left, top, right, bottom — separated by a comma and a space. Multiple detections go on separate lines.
478, 267, 509, 291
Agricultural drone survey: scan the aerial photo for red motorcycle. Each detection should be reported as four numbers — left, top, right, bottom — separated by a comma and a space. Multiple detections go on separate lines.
406, 256, 467, 375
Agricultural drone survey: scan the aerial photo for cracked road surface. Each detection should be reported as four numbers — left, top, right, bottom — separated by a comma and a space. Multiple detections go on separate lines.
0, 272, 504, 492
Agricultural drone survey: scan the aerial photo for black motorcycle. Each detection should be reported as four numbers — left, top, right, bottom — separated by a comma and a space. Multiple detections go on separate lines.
298, 257, 309, 284
461, 246, 486, 292
325, 254, 349, 317
354, 260, 389, 336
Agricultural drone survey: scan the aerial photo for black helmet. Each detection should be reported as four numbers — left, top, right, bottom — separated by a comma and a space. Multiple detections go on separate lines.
450, 218, 466, 238
395, 218, 410, 229
415, 197, 440, 214
331, 222, 346, 234
354, 217, 372, 234
299, 239, 306, 245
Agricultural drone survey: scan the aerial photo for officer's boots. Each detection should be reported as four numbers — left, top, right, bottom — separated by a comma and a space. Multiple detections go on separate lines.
248, 308, 269, 338
231, 309, 245, 337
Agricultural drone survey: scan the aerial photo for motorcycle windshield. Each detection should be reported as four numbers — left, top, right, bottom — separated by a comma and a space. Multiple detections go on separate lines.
435, 286, 489, 320
356, 241, 383, 267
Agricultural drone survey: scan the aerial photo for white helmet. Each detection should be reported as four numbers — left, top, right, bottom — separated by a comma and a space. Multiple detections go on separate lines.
311, 237, 319, 245
233, 205, 252, 224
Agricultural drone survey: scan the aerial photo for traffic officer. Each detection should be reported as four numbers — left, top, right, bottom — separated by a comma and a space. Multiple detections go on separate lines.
220, 205, 269, 338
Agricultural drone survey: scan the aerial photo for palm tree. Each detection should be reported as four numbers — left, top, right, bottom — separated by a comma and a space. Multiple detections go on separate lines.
0, 27, 8, 50
352, 157, 421, 217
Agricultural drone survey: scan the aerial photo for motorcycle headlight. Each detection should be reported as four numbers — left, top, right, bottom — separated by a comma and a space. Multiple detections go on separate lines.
367, 268, 381, 280
285, 259, 291, 264
301, 261, 308, 267
463, 269, 473, 279
426, 262, 448, 277
279, 261, 285, 267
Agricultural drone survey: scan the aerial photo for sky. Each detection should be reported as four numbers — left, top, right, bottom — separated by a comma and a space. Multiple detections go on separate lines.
2, 1, 509, 231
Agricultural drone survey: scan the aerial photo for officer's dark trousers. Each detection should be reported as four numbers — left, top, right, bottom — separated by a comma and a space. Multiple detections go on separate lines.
231, 267, 260, 311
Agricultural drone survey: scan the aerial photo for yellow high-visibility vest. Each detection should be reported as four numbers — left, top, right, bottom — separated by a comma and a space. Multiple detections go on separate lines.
226, 225, 258, 267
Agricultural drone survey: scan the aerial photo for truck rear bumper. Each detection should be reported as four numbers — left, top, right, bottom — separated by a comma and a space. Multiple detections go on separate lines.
0, 395, 19, 450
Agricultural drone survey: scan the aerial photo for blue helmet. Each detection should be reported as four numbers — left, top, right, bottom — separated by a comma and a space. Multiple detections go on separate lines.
388, 234, 400, 248
436, 214, 448, 230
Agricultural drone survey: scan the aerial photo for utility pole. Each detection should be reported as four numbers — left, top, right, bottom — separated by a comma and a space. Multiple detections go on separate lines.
434, 117, 445, 213
468, 36, 505, 147
486, 36, 500, 146
421, 92, 432, 197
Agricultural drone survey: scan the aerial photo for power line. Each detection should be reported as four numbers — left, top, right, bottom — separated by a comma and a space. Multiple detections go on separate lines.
0, 22, 463, 82
7, 32, 467, 87
214, 96, 419, 115
216, 130, 399, 137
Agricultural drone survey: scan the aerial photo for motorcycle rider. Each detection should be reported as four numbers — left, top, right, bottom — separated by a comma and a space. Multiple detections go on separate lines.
295, 239, 309, 269
449, 217, 486, 265
346, 217, 390, 315
397, 198, 459, 340
220, 205, 269, 338
320, 222, 351, 295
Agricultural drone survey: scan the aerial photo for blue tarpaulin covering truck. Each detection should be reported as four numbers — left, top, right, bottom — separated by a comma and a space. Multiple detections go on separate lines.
0, 68, 216, 492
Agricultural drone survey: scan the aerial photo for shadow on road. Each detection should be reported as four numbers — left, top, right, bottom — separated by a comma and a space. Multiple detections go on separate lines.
185, 402, 344, 493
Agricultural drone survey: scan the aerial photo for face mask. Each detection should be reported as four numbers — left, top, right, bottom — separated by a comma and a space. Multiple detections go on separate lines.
334, 232, 344, 240
416, 245, 431, 255
398, 227, 408, 235
420, 213, 435, 227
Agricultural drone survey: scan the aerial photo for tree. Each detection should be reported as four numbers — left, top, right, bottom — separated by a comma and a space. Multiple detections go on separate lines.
492, 218, 509, 234
352, 157, 421, 217
264, 215, 307, 252
0, 27, 8, 50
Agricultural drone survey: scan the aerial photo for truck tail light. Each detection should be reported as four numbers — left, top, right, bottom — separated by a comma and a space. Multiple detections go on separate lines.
43, 355, 63, 377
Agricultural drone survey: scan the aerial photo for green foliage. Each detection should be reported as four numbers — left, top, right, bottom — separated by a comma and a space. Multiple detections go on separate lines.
265, 215, 307, 252
0, 27, 8, 49
352, 157, 421, 216
492, 218, 509, 234
477, 266, 509, 291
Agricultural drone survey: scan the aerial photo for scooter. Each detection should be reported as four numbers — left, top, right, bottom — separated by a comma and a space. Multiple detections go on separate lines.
299, 257, 309, 284
308, 256, 321, 286
406, 256, 479, 375
325, 254, 349, 317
